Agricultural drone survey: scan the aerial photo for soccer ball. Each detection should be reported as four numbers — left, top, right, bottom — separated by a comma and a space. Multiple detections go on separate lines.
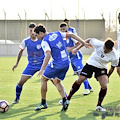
0, 100, 9, 113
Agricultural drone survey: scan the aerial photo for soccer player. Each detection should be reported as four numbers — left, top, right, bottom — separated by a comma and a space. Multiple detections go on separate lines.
66, 38, 119, 111
116, 13, 120, 76
34, 24, 90, 111
12, 22, 45, 104
60, 22, 93, 95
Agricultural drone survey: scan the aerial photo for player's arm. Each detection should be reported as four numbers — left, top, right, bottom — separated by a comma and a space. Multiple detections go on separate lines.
12, 40, 25, 72
107, 65, 115, 78
72, 39, 92, 55
66, 32, 90, 48
12, 49, 24, 71
108, 57, 119, 79
37, 41, 51, 78
66, 42, 80, 54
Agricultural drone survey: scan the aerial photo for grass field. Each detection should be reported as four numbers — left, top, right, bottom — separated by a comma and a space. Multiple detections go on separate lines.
0, 55, 120, 120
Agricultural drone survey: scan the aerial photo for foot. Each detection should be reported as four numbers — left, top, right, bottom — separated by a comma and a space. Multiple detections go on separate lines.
83, 89, 90, 95
35, 102, 48, 111
96, 106, 106, 111
61, 99, 70, 111
59, 99, 70, 105
59, 99, 63, 105
89, 88, 93, 92
12, 98, 19, 104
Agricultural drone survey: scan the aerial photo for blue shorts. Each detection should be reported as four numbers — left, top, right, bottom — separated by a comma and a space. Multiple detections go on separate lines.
43, 62, 69, 81
71, 58, 83, 72
22, 64, 41, 76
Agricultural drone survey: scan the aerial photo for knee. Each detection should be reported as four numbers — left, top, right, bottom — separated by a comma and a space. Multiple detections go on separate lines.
101, 85, 107, 90
76, 76, 85, 84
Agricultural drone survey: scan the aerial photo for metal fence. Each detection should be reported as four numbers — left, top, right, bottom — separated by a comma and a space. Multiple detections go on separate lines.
0, 19, 105, 43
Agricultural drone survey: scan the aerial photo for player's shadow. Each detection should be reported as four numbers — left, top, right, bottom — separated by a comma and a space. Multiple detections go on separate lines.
1, 100, 120, 120
77, 100, 120, 120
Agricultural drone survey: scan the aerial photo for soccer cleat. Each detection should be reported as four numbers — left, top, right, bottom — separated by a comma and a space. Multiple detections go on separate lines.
12, 98, 19, 104
89, 88, 93, 92
61, 99, 69, 111
59, 99, 70, 105
83, 89, 90, 95
35, 102, 48, 111
96, 106, 106, 111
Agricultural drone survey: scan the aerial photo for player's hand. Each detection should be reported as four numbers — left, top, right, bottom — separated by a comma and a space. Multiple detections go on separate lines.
72, 48, 78, 55
12, 64, 18, 72
37, 69, 44, 78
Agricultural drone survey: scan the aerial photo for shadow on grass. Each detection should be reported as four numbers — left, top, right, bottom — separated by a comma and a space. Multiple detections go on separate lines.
77, 100, 120, 120
0, 99, 120, 120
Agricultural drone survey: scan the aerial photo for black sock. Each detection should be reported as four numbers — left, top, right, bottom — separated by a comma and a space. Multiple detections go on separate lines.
42, 99, 46, 104
67, 81, 81, 100
62, 97, 67, 103
97, 88, 107, 106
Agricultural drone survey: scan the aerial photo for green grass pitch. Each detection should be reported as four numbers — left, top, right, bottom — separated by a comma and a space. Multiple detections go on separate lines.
0, 55, 120, 120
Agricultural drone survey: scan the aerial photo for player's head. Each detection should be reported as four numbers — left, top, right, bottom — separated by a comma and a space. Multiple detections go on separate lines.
103, 38, 114, 53
118, 13, 120, 23
34, 24, 46, 40
59, 22, 68, 32
64, 18, 70, 27
28, 22, 36, 39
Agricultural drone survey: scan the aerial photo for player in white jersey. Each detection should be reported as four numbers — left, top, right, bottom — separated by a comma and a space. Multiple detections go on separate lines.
116, 13, 120, 76
34, 24, 90, 111
66, 38, 119, 111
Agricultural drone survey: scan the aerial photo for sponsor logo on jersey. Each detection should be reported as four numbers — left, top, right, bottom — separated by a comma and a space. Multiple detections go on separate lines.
49, 34, 58, 41
56, 41, 62, 49
36, 44, 41, 49
101, 54, 105, 58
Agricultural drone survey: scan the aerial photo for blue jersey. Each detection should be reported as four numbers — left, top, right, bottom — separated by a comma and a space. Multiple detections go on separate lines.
68, 27, 77, 35
19, 37, 45, 66
64, 37, 82, 61
42, 31, 69, 66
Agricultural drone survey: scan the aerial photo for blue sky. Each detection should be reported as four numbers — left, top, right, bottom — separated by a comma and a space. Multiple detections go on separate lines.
0, 0, 120, 20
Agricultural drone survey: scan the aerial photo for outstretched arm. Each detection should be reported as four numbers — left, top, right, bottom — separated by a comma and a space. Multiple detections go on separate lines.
66, 33, 90, 48
12, 49, 23, 71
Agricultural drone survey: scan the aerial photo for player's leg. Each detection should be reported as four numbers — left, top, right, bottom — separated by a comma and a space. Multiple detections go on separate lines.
13, 75, 31, 104
71, 62, 77, 75
67, 63, 92, 101
116, 66, 120, 77
73, 59, 93, 95
35, 75, 48, 111
96, 75, 108, 111
116, 58, 120, 76
13, 65, 38, 104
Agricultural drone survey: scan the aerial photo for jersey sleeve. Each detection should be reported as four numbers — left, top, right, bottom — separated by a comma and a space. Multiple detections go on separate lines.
19, 40, 26, 50
60, 32, 67, 39
41, 41, 51, 52
90, 38, 104, 48
111, 59, 119, 67
111, 51, 119, 67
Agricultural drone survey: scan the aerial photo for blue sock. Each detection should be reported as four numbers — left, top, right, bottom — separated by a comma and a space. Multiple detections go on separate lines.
83, 79, 89, 89
88, 82, 92, 89
16, 83, 23, 100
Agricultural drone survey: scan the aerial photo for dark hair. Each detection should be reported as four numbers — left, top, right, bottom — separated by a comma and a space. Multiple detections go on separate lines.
29, 22, 36, 28
59, 22, 67, 28
34, 24, 46, 34
64, 18, 70, 22
105, 38, 114, 49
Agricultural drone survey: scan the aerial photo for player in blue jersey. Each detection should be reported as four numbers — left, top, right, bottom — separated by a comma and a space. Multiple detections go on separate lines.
63, 20, 93, 95
12, 22, 45, 104
34, 24, 90, 111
